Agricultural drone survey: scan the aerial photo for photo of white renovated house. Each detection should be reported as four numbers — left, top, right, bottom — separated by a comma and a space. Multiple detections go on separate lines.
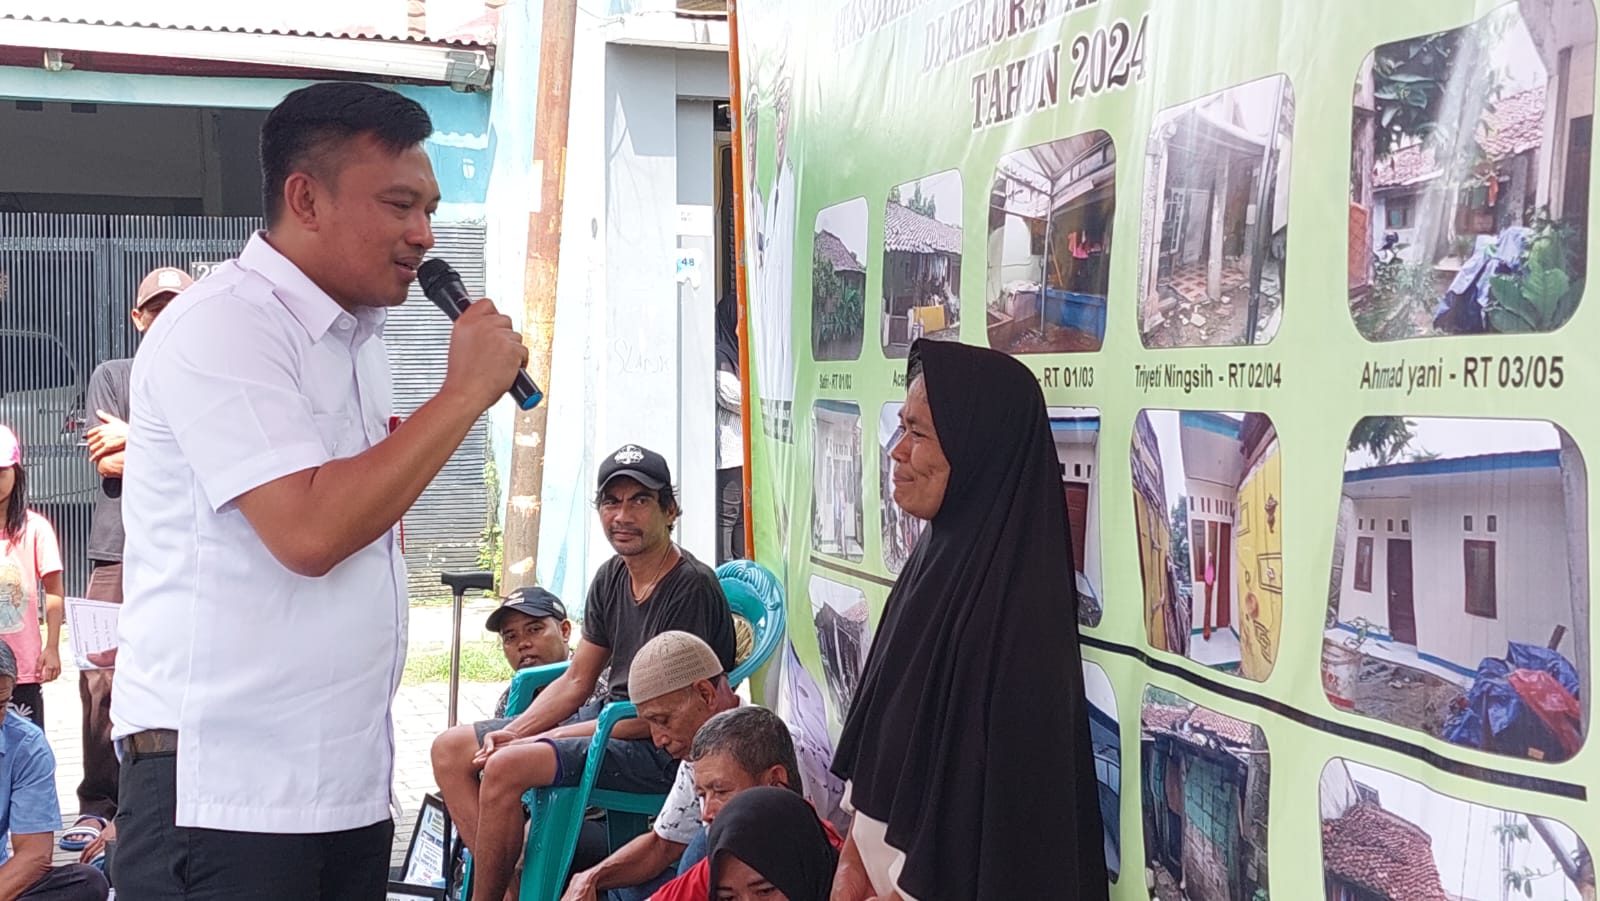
1324, 417, 1588, 761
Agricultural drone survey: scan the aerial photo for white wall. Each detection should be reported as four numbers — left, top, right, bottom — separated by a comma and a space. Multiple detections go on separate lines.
1411, 471, 1574, 670
1337, 497, 1413, 632
998, 215, 1041, 287
520, 4, 732, 604
1339, 467, 1575, 670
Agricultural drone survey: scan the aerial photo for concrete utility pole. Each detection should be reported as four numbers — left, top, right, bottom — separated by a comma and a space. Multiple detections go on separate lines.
502, 0, 579, 590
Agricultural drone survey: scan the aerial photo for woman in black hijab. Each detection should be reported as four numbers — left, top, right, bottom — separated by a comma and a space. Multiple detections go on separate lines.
829, 339, 1107, 900
707, 786, 838, 901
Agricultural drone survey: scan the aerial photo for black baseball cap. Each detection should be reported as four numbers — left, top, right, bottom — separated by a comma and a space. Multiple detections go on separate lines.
485, 586, 568, 632
597, 444, 672, 493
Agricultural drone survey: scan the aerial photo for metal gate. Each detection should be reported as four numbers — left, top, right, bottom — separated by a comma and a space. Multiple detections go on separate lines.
0, 214, 490, 598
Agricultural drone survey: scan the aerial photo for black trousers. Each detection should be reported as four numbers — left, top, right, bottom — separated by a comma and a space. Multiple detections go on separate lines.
114, 751, 393, 901
717, 466, 745, 563
19, 865, 107, 901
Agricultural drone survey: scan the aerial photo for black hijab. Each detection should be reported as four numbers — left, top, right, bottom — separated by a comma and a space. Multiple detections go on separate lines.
706, 786, 838, 901
830, 339, 1107, 900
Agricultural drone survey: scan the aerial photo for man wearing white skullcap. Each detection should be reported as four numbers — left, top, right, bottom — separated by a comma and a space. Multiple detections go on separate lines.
563, 631, 739, 901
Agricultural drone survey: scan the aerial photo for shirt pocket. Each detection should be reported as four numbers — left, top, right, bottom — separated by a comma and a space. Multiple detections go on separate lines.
311, 411, 358, 457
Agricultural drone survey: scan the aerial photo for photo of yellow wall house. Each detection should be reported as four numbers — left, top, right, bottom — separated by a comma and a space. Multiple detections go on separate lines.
1233, 414, 1283, 682
1133, 410, 1284, 681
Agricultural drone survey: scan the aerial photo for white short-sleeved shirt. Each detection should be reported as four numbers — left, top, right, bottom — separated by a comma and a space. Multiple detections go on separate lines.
653, 761, 700, 845
111, 232, 407, 834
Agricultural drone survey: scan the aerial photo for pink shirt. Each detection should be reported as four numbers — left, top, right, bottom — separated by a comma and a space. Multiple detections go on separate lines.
0, 511, 62, 683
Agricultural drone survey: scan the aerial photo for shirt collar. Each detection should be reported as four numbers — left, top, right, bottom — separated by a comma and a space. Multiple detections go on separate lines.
237, 232, 387, 343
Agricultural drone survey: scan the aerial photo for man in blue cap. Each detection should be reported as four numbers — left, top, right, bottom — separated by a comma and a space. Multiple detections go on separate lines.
0, 640, 109, 900
472, 587, 592, 739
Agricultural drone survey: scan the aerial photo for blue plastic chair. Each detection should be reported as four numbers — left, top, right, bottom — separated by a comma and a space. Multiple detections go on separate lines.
459, 559, 786, 901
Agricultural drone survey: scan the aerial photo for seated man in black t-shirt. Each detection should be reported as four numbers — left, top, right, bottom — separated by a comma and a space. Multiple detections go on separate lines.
447, 444, 736, 901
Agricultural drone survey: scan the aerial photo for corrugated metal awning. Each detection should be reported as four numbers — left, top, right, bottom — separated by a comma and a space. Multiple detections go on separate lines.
0, 0, 498, 45
0, 4, 494, 88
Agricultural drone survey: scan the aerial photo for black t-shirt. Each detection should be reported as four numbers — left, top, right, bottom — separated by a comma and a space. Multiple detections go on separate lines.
581, 548, 736, 703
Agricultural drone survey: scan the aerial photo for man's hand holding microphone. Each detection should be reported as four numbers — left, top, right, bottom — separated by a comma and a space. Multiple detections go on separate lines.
439, 297, 531, 415
421, 258, 544, 413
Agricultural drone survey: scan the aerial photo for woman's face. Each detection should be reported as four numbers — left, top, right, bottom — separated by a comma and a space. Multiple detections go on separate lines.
715, 854, 787, 901
889, 376, 950, 520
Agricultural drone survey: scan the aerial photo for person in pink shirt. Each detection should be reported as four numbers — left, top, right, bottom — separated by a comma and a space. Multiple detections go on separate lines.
0, 425, 64, 730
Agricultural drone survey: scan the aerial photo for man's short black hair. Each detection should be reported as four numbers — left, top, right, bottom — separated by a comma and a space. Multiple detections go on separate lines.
260, 82, 434, 222
689, 706, 801, 795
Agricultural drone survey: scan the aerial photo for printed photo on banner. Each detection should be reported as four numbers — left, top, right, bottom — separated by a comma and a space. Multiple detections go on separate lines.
1139, 687, 1270, 901
1137, 74, 1293, 349
1050, 406, 1103, 627
771, 641, 848, 831
1347, 0, 1593, 341
878, 402, 926, 576
812, 400, 864, 562
1130, 411, 1284, 681
808, 576, 872, 728
882, 170, 964, 358
1083, 662, 1121, 883
1323, 417, 1587, 763
812, 198, 868, 361
986, 130, 1115, 354
1320, 759, 1591, 900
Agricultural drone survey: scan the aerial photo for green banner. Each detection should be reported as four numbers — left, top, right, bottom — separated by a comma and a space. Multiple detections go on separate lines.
737, 0, 1597, 897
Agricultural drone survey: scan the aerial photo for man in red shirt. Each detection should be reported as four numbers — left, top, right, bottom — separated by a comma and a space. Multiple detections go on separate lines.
648, 706, 842, 901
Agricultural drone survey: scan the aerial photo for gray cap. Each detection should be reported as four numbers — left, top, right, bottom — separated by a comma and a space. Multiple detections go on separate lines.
0, 641, 17, 681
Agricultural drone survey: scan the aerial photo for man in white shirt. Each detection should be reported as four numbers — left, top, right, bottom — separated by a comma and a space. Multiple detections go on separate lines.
109, 82, 529, 901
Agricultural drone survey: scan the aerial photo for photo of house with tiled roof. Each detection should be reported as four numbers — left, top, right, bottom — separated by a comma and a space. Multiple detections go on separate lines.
1320, 759, 1592, 900
1348, 0, 1592, 340
812, 198, 868, 360
1139, 689, 1270, 901
882, 170, 963, 357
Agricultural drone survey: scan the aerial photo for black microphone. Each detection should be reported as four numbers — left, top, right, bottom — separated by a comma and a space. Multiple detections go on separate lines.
417, 259, 544, 411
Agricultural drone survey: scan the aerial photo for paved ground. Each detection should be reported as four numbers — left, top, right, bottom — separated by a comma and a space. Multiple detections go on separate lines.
44, 596, 513, 878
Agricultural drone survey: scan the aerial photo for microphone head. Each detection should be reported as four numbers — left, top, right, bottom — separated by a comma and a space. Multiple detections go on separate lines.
417, 258, 458, 297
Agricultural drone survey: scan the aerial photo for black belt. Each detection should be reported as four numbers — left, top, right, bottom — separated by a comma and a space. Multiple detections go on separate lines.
118, 729, 178, 759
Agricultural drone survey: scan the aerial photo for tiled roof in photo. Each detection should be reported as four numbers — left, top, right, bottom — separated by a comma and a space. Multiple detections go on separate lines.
814, 229, 865, 274
884, 202, 962, 256
1479, 87, 1546, 159
1374, 86, 1546, 189
1321, 802, 1450, 901
1184, 707, 1256, 746
1141, 704, 1190, 734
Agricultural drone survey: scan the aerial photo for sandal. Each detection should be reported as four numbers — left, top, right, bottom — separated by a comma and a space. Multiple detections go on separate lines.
59, 815, 105, 852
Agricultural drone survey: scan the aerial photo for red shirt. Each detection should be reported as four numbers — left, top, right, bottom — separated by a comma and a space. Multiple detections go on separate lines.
649, 811, 843, 901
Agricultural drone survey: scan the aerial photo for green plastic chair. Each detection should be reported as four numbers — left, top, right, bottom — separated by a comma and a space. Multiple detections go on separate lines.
459, 559, 786, 901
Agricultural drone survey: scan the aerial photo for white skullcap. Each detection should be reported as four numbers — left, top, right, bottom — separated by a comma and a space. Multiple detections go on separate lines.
630, 631, 724, 704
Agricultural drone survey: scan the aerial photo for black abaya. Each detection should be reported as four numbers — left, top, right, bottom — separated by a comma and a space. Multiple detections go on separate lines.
830, 339, 1108, 900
